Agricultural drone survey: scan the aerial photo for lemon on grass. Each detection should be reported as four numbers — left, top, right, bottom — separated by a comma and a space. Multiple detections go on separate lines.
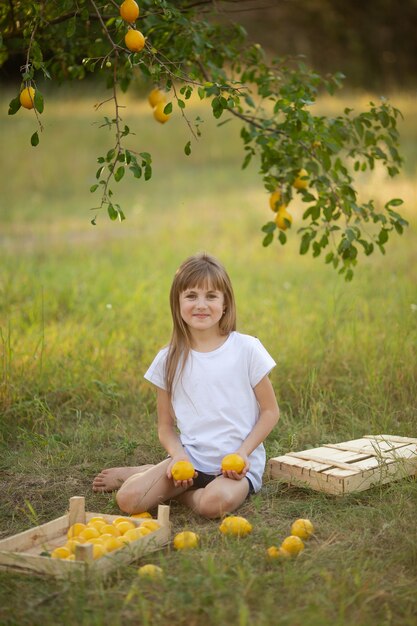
290, 518, 314, 540
120, 0, 139, 22
51, 546, 72, 559
219, 516, 253, 537
266, 546, 291, 560
19, 86, 35, 110
171, 460, 195, 481
148, 88, 166, 108
125, 29, 145, 52
173, 531, 199, 550
269, 189, 282, 212
293, 168, 309, 190
274, 208, 292, 231
280, 535, 305, 556
131, 511, 152, 519
221, 453, 245, 474
138, 564, 164, 580
153, 101, 171, 124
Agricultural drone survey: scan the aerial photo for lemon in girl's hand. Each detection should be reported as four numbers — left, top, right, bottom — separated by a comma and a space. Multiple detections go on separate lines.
219, 516, 253, 537
221, 453, 245, 473
171, 460, 195, 481
280, 535, 305, 556
173, 531, 199, 550
290, 518, 314, 540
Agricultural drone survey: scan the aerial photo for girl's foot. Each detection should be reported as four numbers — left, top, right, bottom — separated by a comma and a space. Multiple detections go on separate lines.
92, 466, 151, 492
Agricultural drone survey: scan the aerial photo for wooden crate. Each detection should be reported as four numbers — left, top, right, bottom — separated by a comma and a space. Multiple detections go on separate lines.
0, 496, 171, 578
268, 434, 417, 495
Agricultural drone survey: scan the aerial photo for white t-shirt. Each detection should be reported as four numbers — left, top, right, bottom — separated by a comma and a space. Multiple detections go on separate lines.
144, 331, 276, 492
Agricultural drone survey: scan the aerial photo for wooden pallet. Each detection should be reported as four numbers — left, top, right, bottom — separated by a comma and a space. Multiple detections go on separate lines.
0, 497, 171, 578
268, 434, 417, 495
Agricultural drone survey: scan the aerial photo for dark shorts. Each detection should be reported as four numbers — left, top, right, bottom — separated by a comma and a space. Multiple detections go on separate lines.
190, 470, 255, 496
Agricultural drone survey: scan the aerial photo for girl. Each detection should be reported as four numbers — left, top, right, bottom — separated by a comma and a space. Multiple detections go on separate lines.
93, 253, 279, 518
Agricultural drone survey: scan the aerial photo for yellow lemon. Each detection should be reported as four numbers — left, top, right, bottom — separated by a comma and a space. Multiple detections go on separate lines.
102, 536, 124, 552
140, 520, 160, 532
138, 564, 163, 579
88, 516, 106, 524
92, 544, 107, 559
116, 520, 137, 534
269, 189, 282, 212
290, 518, 314, 540
171, 460, 195, 481
266, 546, 291, 560
281, 535, 305, 556
79, 527, 100, 541
123, 528, 143, 542
131, 512, 152, 519
112, 516, 130, 525
66, 554, 76, 561
51, 546, 71, 559
221, 453, 245, 474
100, 524, 121, 537
120, 0, 139, 22
136, 526, 152, 537
274, 208, 292, 230
19, 86, 35, 110
153, 101, 171, 124
125, 29, 145, 52
148, 88, 166, 108
173, 531, 199, 550
219, 516, 253, 537
67, 522, 86, 539
88, 520, 106, 532
293, 168, 309, 190
64, 539, 79, 554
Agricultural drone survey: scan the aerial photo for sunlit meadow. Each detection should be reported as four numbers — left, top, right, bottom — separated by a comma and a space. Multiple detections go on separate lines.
0, 83, 416, 626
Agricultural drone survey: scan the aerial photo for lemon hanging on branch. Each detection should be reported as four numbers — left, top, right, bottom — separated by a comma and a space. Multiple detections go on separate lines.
274, 208, 293, 230
120, 0, 140, 23
153, 101, 171, 124
125, 29, 145, 52
19, 86, 35, 110
148, 88, 167, 108
269, 189, 283, 212
293, 168, 309, 190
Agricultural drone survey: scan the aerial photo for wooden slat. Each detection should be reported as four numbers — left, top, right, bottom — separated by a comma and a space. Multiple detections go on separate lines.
286, 452, 361, 472
0, 515, 69, 552
365, 434, 417, 444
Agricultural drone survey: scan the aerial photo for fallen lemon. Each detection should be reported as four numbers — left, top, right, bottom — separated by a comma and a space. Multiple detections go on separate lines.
293, 168, 309, 190
120, 0, 139, 22
219, 516, 253, 537
280, 535, 305, 556
269, 189, 282, 212
171, 460, 195, 481
148, 88, 166, 108
173, 531, 199, 550
266, 546, 291, 560
138, 564, 163, 579
153, 101, 170, 124
290, 518, 314, 540
221, 453, 245, 473
125, 29, 145, 52
19, 86, 35, 110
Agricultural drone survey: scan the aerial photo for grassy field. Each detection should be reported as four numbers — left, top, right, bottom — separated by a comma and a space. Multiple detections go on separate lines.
0, 84, 416, 626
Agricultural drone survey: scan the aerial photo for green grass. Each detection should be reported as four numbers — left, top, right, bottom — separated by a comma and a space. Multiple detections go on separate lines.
0, 85, 416, 626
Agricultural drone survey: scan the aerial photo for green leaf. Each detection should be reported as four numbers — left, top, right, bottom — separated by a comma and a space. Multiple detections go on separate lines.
8, 96, 21, 115
34, 91, 44, 114
278, 231, 287, 245
262, 232, 273, 247
114, 166, 125, 182
90, 184, 99, 193
108, 204, 118, 220
164, 102, 173, 115
30, 132, 39, 147
177, 99, 185, 109
184, 141, 191, 156
300, 232, 312, 255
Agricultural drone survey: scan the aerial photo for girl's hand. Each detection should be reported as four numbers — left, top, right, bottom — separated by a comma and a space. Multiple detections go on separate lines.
221, 452, 250, 481
167, 456, 198, 489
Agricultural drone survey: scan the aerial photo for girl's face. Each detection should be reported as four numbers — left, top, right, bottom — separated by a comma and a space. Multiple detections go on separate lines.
179, 285, 225, 334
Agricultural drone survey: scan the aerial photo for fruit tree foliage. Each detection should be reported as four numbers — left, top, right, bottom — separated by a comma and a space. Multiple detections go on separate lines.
1, 0, 408, 279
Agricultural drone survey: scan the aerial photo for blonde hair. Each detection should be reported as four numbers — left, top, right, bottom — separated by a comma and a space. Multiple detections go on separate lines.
165, 253, 236, 397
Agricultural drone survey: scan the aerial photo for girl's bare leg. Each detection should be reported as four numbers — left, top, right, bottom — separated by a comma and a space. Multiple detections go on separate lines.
115, 458, 189, 514
176, 475, 250, 519
92, 464, 154, 492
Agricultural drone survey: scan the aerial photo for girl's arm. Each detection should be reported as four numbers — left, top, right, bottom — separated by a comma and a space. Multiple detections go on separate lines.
223, 375, 280, 480
156, 387, 196, 488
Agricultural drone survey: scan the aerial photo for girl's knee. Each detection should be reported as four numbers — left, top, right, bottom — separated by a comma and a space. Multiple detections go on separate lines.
197, 489, 237, 519
115, 487, 136, 514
